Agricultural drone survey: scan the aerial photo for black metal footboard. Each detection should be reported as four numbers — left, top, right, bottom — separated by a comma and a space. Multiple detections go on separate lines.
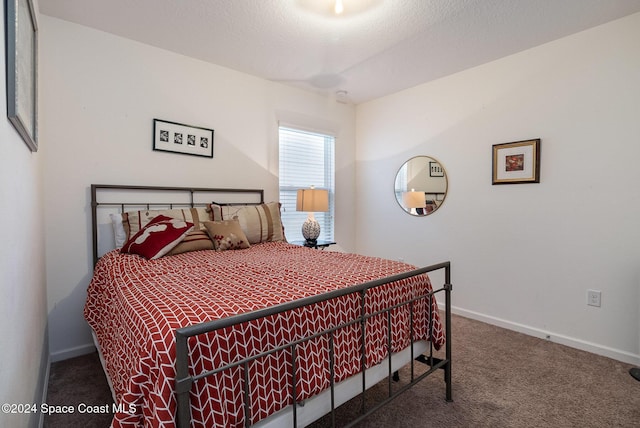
175, 261, 452, 428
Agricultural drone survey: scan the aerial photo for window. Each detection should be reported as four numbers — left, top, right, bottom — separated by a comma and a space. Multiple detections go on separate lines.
279, 126, 335, 242
394, 162, 408, 202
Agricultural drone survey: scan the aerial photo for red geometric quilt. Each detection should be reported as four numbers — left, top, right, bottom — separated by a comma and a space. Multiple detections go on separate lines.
84, 242, 445, 427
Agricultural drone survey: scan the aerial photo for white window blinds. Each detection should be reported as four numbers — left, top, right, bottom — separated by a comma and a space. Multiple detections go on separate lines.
279, 126, 335, 242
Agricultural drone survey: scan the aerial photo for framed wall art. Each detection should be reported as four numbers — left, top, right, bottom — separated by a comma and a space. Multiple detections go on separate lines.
6, 0, 39, 152
429, 161, 444, 177
153, 119, 214, 158
492, 139, 540, 184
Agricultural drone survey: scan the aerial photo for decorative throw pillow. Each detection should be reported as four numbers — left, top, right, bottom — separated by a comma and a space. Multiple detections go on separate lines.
121, 215, 194, 259
166, 229, 214, 256
208, 202, 285, 244
122, 207, 209, 240
203, 219, 250, 251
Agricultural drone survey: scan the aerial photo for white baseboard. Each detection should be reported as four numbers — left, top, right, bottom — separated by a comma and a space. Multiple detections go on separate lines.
50, 343, 96, 363
452, 305, 640, 366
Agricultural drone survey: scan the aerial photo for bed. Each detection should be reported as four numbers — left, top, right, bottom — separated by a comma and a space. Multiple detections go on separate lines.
86, 184, 452, 427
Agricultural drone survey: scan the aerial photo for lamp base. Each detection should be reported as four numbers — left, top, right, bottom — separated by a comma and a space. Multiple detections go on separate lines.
301, 217, 320, 244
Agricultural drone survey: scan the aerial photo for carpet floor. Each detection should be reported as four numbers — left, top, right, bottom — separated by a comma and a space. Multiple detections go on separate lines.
45, 315, 640, 427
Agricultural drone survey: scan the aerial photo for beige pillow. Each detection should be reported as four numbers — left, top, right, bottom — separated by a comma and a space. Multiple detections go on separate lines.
203, 219, 250, 251
123, 207, 210, 240
166, 229, 214, 256
209, 202, 284, 244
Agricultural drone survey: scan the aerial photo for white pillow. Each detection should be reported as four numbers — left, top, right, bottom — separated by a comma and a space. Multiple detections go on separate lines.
110, 213, 127, 248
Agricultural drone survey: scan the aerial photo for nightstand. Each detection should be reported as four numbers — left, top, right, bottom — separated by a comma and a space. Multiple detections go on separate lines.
290, 240, 336, 250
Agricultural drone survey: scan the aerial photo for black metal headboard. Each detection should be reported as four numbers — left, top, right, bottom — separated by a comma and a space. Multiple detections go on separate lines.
90, 184, 264, 265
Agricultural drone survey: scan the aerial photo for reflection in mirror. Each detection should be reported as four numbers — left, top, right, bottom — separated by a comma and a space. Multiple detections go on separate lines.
395, 156, 448, 216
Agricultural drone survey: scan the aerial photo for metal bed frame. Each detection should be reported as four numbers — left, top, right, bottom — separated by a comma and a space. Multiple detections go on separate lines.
91, 184, 264, 265
90, 184, 452, 427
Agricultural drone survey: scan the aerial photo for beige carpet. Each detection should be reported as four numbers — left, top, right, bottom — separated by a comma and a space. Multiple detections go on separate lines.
46, 315, 640, 427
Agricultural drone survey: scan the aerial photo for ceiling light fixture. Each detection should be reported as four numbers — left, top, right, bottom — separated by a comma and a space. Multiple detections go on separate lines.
335, 90, 349, 103
334, 0, 344, 14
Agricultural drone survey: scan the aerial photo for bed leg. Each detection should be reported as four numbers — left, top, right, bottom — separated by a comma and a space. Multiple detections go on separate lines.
444, 275, 453, 402
392, 370, 400, 382
445, 362, 452, 402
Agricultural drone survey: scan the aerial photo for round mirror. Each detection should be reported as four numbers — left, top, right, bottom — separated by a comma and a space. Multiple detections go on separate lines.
394, 156, 448, 216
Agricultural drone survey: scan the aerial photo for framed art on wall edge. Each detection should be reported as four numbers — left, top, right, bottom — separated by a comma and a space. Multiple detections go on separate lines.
6, 0, 39, 152
153, 119, 214, 158
492, 139, 540, 185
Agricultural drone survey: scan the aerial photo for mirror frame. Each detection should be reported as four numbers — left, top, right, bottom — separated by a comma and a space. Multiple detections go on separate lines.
394, 155, 448, 216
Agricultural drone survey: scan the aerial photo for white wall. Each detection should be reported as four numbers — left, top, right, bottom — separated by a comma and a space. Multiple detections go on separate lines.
355, 13, 640, 364
40, 16, 356, 360
40, 11, 640, 366
0, 2, 48, 427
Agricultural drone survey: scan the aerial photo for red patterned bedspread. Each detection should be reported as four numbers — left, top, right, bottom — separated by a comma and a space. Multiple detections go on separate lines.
84, 242, 444, 427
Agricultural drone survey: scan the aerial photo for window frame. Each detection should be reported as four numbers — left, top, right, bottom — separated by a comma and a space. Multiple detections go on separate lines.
278, 126, 335, 243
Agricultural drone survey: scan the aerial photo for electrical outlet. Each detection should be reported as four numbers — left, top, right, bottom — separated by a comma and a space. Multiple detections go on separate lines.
587, 290, 601, 307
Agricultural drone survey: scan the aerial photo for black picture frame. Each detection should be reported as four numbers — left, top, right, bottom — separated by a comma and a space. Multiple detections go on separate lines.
429, 161, 444, 177
6, 0, 38, 152
153, 119, 214, 158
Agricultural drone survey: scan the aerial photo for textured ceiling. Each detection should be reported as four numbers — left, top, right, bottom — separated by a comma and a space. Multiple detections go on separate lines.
40, 0, 640, 104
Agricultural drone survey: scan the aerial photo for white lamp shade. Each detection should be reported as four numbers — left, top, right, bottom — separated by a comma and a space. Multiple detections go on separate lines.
402, 190, 424, 209
296, 188, 329, 212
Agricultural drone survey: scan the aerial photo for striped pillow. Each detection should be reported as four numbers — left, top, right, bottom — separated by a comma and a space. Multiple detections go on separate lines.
166, 229, 214, 255
209, 202, 285, 244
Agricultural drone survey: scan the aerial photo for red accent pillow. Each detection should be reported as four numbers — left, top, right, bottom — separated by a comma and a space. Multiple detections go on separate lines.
121, 215, 194, 259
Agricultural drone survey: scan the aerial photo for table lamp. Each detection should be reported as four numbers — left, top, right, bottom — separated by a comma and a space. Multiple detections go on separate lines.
402, 189, 424, 214
296, 186, 329, 245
